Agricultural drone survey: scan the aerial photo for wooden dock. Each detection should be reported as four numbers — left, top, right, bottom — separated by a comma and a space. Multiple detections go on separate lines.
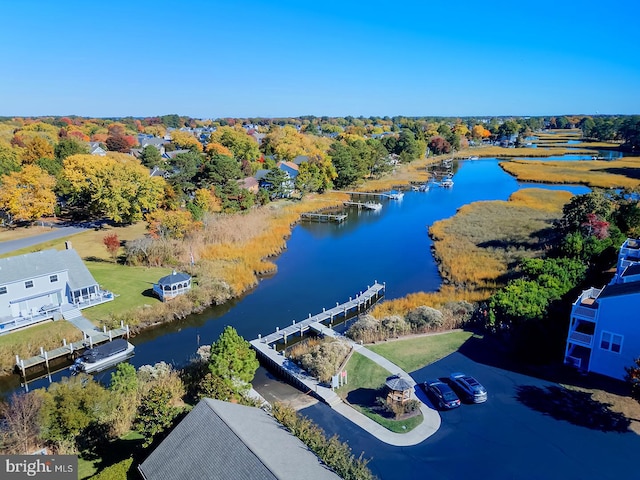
252, 282, 385, 346
300, 212, 347, 223
342, 191, 401, 199
15, 323, 130, 379
343, 201, 382, 210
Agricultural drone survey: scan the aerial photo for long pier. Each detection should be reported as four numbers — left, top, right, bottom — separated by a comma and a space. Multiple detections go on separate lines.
342, 191, 403, 199
15, 323, 130, 380
301, 212, 347, 223
252, 282, 385, 346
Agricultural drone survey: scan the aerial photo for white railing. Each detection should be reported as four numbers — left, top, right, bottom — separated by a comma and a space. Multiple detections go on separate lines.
569, 331, 593, 346
565, 356, 582, 368
573, 306, 597, 320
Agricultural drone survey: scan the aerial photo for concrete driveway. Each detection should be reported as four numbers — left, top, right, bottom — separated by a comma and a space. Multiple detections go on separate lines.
298, 337, 639, 480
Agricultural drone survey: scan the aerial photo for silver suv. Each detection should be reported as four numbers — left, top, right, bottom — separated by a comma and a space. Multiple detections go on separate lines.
449, 372, 488, 403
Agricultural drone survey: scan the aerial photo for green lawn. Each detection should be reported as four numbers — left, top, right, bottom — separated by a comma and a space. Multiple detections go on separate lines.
81, 261, 172, 322
368, 331, 476, 373
78, 431, 143, 479
337, 352, 423, 433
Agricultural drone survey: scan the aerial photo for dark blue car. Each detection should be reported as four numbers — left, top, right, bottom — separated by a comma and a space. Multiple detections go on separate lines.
423, 380, 461, 409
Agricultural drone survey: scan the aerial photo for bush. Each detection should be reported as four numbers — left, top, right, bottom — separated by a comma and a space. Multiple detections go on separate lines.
345, 315, 380, 343
376, 397, 421, 419
296, 338, 351, 383
406, 306, 444, 330
89, 458, 134, 480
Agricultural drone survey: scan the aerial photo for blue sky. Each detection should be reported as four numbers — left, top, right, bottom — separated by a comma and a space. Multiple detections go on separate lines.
1, 0, 638, 118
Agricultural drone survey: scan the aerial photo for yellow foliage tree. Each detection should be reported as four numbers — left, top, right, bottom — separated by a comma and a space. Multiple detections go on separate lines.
144, 125, 167, 138
19, 135, 55, 164
62, 153, 166, 224
170, 130, 203, 152
194, 188, 222, 213
471, 125, 492, 140
145, 209, 200, 239
0, 164, 56, 222
205, 142, 233, 158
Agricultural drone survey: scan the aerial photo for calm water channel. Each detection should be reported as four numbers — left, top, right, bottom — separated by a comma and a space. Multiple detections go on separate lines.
1, 157, 592, 395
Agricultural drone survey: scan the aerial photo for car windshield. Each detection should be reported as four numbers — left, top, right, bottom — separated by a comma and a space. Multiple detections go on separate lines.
443, 390, 458, 401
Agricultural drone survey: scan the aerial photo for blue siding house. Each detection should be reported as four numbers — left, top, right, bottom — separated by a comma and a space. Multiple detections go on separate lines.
564, 238, 640, 380
0, 246, 113, 334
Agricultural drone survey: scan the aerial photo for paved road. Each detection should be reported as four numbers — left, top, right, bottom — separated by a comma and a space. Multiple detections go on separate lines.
0, 225, 88, 255
297, 344, 639, 480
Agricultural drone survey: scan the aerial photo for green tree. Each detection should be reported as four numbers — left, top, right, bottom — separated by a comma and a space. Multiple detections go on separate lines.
199, 153, 242, 187
54, 138, 89, 161
208, 326, 259, 399
139, 145, 163, 168
329, 142, 360, 188
167, 151, 202, 195
263, 167, 290, 199
215, 181, 255, 212
0, 143, 21, 176
39, 375, 112, 452
488, 279, 550, 327
134, 385, 180, 447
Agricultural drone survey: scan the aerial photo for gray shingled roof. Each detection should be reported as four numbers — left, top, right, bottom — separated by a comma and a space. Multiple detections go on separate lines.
138, 399, 340, 480
0, 249, 98, 290
157, 271, 191, 286
385, 375, 412, 392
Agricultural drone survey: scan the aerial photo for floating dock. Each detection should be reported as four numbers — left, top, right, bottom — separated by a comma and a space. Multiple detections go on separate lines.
15, 323, 130, 382
300, 212, 347, 223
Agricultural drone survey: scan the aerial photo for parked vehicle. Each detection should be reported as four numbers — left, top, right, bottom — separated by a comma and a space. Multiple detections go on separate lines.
422, 380, 461, 409
449, 372, 488, 403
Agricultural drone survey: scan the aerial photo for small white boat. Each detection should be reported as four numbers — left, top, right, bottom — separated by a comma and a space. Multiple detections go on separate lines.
468, 156, 479, 160
364, 202, 383, 211
440, 179, 454, 188
385, 190, 404, 200
70, 338, 135, 374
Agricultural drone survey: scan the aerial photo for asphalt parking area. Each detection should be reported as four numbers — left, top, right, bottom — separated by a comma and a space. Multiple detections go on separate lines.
299, 345, 640, 480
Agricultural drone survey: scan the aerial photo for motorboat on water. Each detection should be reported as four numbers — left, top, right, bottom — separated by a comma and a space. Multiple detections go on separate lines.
385, 190, 404, 200
364, 202, 383, 211
70, 338, 135, 374
440, 179, 454, 188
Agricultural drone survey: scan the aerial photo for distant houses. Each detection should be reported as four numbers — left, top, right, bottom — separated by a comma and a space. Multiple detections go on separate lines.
564, 238, 640, 380
0, 245, 113, 334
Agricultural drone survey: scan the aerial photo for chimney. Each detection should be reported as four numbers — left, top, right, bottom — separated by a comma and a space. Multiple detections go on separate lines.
65, 241, 72, 250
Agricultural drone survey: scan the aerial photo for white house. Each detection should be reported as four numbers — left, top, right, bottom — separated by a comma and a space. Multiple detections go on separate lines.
564, 238, 640, 380
0, 246, 113, 334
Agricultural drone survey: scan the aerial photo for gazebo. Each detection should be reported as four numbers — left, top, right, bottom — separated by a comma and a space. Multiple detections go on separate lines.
385, 375, 413, 405
153, 271, 192, 302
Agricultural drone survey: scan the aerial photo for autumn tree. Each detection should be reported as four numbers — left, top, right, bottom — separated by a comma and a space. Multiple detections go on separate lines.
145, 209, 200, 239
62, 153, 166, 223
20, 135, 54, 164
209, 126, 260, 161
0, 391, 44, 454
169, 129, 203, 152
0, 165, 56, 223
103, 233, 121, 261
106, 134, 132, 153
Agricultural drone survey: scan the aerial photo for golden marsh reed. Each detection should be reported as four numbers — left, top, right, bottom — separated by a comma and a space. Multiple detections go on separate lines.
500, 157, 640, 189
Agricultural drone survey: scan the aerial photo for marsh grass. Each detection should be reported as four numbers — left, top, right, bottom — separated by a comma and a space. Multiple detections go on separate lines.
0, 321, 82, 375
459, 146, 595, 158
373, 189, 571, 317
500, 157, 640, 189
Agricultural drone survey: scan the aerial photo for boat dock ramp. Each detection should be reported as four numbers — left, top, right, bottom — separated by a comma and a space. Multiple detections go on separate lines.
15, 323, 130, 385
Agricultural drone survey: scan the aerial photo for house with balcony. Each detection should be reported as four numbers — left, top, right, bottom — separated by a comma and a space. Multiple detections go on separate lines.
0, 246, 114, 334
564, 238, 640, 380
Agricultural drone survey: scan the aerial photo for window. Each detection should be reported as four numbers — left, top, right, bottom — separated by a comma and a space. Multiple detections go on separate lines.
600, 331, 623, 353
25, 281, 34, 289
49, 275, 58, 283
0, 286, 6, 295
